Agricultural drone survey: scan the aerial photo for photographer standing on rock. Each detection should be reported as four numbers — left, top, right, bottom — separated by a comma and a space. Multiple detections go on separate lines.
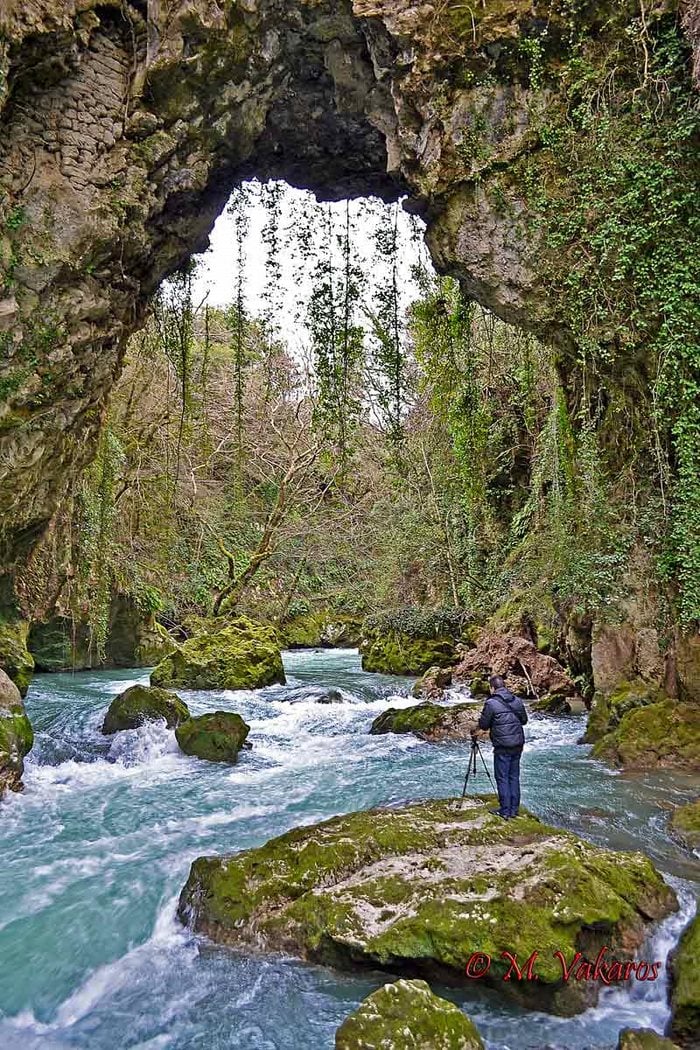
472, 675, 528, 819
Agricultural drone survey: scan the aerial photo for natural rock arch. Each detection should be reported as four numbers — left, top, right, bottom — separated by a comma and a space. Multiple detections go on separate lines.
0, 0, 698, 638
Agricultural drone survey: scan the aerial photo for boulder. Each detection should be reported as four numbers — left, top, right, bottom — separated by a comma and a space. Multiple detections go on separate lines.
452, 632, 579, 704
667, 913, 700, 1048
370, 702, 478, 742
317, 688, 344, 704
178, 796, 677, 1016
468, 675, 490, 698
151, 616, 285, 691
134, 618, 178, 667
175, 711, 250, 763
101, 684, 190, 734
532, 694, 587, 715
278, 613, 324, 649
0, 618, 34, 697
359, 608, 469, 676
320, 618, 362, 648
0, 667, 33, 797
361, 633, 457, 677
335, 979, 484, 1050
591, 699, 700, 771
669, 801, 700, 853
617, 1029, 681, 1050
412, 665, 453, 699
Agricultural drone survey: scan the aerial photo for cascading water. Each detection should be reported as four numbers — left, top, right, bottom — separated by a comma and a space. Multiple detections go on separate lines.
0, 649, 697, 1049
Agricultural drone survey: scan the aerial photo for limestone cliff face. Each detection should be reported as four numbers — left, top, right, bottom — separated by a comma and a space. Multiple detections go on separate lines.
0, 1, 697, 640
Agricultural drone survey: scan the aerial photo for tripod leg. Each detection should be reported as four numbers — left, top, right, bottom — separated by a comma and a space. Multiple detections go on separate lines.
476, 741, 496, 791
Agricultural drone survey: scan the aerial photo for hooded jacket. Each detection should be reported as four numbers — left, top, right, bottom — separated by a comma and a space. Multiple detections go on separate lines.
478, 687, 528, 751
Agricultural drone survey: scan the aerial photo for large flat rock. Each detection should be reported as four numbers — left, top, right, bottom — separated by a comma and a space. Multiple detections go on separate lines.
178, 797, 677, 1015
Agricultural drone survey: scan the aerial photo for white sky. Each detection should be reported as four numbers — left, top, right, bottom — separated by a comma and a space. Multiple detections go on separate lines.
192, 181, 431, 354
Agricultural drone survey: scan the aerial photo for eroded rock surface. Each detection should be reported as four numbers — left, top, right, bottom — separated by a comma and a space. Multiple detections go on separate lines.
178, 796, 677, 1016
453, 631, 579, 705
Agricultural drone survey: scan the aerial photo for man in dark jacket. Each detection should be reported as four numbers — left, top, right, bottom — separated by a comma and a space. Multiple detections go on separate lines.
473, 674, 528, 819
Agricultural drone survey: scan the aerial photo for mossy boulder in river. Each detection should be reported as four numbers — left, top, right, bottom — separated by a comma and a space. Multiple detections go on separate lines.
175, 711, 250, 763
151, 617, 285, 691
0, 668, 33, 797
591, 699, 700, 771
667, 912, 700, 1048
583, 680, 662, 744
617, 1030, 681, 1050
178, 796, 677, 1016
669, 800, 700, 853
335, 979, 484, 1050
360, 608, 469, 676
370, 701, 478, 742
0, 619, 34, 697
101, 684, 190, 734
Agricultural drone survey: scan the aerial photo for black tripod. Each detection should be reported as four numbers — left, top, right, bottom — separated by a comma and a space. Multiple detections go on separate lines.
461, 735, 496, 797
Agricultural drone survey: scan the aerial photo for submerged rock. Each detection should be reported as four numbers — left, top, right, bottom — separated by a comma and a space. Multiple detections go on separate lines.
0, 668, 33, 797
175, 711, 250, 763
669, 801, 700, 853
151, 616, 285, 691
178, 796, 677, 1016
668, 913, 700, 1048
101, 684, 190, 734
370, 701, 478, 742
617, 1029, 681, 1050
335, 979, 484, 1050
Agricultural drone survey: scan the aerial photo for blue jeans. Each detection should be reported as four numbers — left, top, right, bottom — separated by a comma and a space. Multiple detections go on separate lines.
493, 749, 522, 817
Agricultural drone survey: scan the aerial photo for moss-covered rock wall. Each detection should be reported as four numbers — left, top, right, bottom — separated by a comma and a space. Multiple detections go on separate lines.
1, 0, 698, 672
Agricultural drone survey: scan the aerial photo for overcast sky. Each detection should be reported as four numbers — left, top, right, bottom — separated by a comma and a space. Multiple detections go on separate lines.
192, 181, 432, 355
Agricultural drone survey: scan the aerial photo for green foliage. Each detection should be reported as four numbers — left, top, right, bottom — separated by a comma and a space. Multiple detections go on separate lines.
516, 14, 700, 625
363, 606, 470, 640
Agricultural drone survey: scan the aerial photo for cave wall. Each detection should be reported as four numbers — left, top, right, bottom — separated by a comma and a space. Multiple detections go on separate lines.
1, 0, 698, 649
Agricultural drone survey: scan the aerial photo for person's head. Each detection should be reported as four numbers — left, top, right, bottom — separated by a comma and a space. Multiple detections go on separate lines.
488, 674, 505, 694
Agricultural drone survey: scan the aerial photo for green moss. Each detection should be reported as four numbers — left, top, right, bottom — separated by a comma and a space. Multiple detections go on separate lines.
151, 616, 285, 691
179, 796, 676, 1015
0, 619, 34, 697
335, 979, 484, 1050
370, 701, 476, 740
584, 680, 664, 744
592, 700, 700, 771
669, 914, 700, 1047
360, 632, 457, 676
278, 613, 324, 648
669, 800, 700, 852
175, 711, 250, 764
134, 620, 177, 667
617, 1029, 681, 1050
0, 704, 34, 795
101, 684, 190, 734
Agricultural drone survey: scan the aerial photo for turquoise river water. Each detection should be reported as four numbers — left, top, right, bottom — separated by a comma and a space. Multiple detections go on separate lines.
0, 648, 698, 1049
